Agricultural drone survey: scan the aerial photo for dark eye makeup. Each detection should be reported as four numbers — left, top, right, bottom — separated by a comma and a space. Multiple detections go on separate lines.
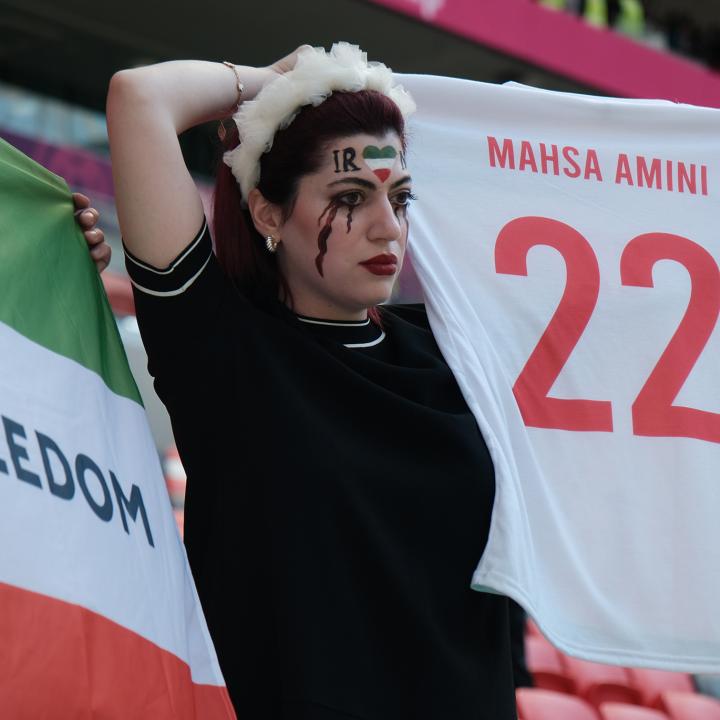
392, 191, 417, 207
331, 189, 417, 208
336, 191, 364, 207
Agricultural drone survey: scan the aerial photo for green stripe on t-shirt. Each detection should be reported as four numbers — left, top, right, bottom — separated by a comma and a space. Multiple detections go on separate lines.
0, 138, 141, 405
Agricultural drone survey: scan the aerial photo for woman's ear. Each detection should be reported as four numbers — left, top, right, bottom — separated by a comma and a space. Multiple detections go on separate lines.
247, 188, 284, 239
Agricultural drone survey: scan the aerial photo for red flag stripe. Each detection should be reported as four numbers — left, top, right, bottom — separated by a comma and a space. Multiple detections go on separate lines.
0, 582, 236, 719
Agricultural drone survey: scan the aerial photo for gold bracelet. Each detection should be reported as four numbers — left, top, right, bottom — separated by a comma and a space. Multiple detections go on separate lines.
218, 61, 244, 140
222, 61, 244, 111
218, 60, 245, 142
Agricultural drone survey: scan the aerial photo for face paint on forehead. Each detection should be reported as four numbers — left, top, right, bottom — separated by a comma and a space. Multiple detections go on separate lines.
332, 147, 361, 173
361, 144, 400, 183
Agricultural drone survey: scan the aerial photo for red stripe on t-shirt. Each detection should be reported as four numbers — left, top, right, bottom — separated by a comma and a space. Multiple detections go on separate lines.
0, 582, 236, 719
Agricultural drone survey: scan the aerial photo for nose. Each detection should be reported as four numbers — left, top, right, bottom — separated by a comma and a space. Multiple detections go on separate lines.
367, 196, 403, 244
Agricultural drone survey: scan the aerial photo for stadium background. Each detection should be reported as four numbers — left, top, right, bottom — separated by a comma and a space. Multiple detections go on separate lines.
1, 0, 718, 531
2, 0, 719, 490
3, 1, 720, 714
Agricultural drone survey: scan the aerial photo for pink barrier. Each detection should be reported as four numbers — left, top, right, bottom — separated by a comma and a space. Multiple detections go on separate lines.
366, 0, 720, 108
0, 128, 115, 199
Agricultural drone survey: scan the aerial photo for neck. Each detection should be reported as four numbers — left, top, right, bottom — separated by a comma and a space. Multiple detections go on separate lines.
285, 298, 369, 323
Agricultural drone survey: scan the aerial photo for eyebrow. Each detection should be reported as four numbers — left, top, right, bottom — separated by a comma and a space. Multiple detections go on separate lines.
326, 175, 412, 191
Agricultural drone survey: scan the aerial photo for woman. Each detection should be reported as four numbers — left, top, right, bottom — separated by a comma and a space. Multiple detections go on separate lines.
105, 43, 515, 719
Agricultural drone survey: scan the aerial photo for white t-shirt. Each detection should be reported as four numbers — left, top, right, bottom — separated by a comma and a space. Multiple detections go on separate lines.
402, 73, 720, 671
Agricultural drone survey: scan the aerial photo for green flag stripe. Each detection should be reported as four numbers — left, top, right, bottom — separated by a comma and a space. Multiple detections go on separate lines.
0, 138, 141, 405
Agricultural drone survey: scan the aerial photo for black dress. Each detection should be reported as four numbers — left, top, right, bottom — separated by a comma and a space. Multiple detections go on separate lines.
125, 219, 516, 720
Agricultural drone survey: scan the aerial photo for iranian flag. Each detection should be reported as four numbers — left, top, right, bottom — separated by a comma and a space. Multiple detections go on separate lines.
0, 139, 235, 717
362, 144, 399, 182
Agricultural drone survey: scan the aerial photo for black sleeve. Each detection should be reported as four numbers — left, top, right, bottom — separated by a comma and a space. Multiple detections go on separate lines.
123, 218, 231, 384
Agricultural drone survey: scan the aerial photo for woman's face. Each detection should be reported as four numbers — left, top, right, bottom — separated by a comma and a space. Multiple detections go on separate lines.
276, 131, 412, 320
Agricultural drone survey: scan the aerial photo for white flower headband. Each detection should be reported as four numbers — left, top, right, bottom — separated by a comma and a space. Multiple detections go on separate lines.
223, 42, 416, 205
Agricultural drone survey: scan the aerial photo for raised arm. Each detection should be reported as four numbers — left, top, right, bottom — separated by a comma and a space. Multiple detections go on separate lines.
106, 51, 304, 268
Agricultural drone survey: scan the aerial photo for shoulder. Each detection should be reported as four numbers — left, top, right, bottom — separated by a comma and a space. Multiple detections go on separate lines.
380, 303, 442, 361
380, 303, 429, 331
124, 217, 216, 299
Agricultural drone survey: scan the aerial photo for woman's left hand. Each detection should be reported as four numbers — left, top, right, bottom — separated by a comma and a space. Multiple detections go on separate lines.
73, 192, 111, 273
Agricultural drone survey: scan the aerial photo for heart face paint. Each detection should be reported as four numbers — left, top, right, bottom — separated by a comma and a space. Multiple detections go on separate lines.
362, 145, 397, 182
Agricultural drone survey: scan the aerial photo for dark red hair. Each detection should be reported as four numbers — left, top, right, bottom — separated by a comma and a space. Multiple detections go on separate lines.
212, 89, 407, 320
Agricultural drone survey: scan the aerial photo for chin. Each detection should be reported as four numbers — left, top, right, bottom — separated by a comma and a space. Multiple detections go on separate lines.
359, 282, 395, 309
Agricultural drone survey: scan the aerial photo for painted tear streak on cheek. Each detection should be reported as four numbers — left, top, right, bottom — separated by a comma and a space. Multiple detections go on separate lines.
346, 205, 354, 233
316, 200, 340, 277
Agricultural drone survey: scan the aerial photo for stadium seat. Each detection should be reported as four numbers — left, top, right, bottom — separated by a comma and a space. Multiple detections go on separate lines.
516, 687, 600, 720
173, 508, 184, 538
525, 634, 576, 694
562, 656, 642, 708
599, 702, 670, 720
163, 445, 187, 508
660, 690, 720, 720
626, 668, 695, 709
102, 271, 135, 317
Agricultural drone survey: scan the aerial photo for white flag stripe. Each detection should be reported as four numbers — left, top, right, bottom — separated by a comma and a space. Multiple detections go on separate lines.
0, 320, 224, 686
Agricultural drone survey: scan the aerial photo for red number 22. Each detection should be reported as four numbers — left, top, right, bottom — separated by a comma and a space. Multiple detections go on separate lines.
621, 233, 720, 443
495, 217, 720, 443
495, 217, 613, 432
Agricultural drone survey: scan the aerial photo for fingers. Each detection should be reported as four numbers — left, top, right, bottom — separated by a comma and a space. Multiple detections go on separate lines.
72, 191, 110, 272
85, 227, 112, 273
84, 228, 105, 246
90, 242, 112, 273
271, 45, 313, 75
72, 192, 100, 229
292, 44, 314, 57
75, 207, 99, 229
72, 192, 90, 210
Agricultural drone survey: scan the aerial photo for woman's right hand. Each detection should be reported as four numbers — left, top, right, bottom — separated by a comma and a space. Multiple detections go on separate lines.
234, 46, 313, 104
106, 49, 314, 270
267, 45, 313, 77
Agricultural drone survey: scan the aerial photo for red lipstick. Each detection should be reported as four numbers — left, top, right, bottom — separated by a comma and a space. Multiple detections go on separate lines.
360, 253, 398, 276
